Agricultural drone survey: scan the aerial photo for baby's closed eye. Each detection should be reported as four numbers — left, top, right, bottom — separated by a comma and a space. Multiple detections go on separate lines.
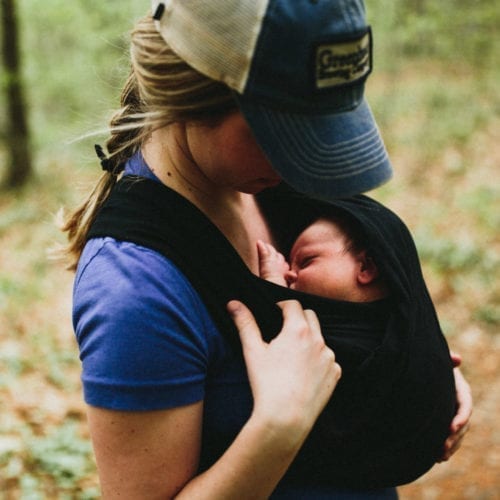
297, 255, 317, 269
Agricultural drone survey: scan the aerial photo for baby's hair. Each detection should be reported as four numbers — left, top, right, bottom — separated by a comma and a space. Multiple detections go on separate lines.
60, 14, 237, 271
314, 211, 368, 257
317, 211, 388, 295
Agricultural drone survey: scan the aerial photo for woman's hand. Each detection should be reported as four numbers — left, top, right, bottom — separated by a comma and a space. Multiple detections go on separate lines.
439, 352, 473, 462
228, 299, 341, 441
86, 301, 341, 500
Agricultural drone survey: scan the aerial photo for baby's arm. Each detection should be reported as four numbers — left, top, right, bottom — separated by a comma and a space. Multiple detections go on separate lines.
257, 240, 289, 287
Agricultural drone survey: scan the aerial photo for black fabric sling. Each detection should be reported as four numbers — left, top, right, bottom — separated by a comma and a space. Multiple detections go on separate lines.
87, 176, 456, 488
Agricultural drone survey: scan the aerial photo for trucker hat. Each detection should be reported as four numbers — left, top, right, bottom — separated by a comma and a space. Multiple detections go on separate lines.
151, 0, 393, 200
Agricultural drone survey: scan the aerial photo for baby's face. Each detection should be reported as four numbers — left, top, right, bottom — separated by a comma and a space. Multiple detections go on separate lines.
287, 219, 360, 301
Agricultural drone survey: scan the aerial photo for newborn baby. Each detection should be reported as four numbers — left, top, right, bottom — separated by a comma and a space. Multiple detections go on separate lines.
258, 215, 388, 302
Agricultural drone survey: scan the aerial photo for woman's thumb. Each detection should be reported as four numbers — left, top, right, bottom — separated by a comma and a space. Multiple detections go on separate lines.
227, 300, 264, 353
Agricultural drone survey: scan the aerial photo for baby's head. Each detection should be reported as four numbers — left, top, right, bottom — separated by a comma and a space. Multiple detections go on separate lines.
287, 216, 388, 302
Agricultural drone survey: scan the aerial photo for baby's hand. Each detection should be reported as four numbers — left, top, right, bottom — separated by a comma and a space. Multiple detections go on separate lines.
257, 240, 289, 287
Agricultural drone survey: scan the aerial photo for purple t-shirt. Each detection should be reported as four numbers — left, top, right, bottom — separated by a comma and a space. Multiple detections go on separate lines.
72, 151, 397, 499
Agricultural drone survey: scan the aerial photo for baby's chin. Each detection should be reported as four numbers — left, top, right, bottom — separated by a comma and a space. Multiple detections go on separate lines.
289, 283, 325, 297
288, 283, 353, 302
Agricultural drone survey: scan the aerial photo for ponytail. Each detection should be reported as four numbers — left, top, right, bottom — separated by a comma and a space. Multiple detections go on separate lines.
60, 15, 235, 271
60, 69, 144, 270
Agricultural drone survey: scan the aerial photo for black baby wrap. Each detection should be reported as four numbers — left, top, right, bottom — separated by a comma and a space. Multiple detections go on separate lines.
88, 177, 456, 488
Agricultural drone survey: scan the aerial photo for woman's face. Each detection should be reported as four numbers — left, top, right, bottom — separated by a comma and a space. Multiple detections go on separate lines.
185, 111, 282, 194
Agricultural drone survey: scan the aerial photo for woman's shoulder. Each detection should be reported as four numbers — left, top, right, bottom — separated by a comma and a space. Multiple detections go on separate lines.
75, 236, 195, 296
74, 237, 218, 336
73, 237, 228, 411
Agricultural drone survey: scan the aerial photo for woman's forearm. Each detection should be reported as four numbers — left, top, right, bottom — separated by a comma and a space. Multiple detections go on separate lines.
91, 404, 307, 500
176, 412, 309, 499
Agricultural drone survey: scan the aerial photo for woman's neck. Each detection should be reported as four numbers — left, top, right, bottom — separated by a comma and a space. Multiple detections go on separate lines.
142, 129, 274, 274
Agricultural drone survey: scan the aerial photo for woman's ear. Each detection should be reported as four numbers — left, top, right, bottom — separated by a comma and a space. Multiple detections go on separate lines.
356, 251, 379, 285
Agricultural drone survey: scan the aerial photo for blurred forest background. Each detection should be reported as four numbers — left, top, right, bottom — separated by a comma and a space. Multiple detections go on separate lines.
0, 0, 498, 498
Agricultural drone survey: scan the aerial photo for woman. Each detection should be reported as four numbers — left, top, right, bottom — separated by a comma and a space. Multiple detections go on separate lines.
63, 2, 471, 498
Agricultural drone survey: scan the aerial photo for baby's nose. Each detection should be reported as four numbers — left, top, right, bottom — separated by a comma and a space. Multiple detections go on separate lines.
285, 269, 298, 287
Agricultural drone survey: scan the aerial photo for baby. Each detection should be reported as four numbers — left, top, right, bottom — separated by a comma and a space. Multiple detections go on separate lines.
258, 215, 388, 303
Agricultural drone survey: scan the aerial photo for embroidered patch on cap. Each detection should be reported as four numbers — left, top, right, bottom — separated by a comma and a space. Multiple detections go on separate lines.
315, 29, 372, 89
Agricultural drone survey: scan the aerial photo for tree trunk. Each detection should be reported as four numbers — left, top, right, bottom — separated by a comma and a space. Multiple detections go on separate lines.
1, 0, 32, 188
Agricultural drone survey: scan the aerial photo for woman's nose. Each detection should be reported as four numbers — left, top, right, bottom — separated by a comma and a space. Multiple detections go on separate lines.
285, 269, 298, 287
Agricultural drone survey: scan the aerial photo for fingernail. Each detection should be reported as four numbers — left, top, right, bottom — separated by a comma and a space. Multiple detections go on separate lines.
227, 301, 241, 316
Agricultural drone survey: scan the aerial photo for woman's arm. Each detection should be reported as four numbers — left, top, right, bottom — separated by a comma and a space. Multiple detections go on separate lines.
88, 300, 341, 499
87, 403, 203, 499
88, 400, 309, 500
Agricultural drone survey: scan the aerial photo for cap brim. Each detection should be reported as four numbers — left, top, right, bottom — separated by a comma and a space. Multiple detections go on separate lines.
235, 96, 393, 200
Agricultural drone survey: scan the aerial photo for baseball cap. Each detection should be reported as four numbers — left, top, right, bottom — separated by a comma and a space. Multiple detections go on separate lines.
151, 0, 393, 200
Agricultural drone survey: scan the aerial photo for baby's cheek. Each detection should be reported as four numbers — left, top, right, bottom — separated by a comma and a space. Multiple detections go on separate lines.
295, 272, 318, 294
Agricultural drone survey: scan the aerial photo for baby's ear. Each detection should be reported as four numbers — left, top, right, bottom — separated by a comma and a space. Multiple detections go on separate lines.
356, 251, 379, 285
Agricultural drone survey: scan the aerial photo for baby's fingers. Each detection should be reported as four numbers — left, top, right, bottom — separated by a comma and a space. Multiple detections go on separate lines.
256, 240, 270, 259
257, 240, 285, 262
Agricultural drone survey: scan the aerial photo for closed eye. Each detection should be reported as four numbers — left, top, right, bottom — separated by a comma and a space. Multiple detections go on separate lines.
298, 256, 316, 269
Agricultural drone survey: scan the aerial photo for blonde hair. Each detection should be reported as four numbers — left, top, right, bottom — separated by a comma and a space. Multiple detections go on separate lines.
61, 15, 236, 270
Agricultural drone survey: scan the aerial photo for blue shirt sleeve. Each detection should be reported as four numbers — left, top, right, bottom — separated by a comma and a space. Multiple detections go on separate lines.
73, 237, 224, 410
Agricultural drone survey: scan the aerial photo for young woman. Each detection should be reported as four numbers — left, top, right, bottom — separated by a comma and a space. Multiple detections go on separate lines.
63, 3, 471, 498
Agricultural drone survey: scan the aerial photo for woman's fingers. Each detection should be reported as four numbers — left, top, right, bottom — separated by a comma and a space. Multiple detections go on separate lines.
438, 367, 473, 462
303, 308, 342, 387
449, 351, 462, 368
228, 299, 341, 434
304, 308, 321, 333
276, 300, 317, 335
451, 368, 473, 432
227, 300, 264, 354
440, 422, 470, 461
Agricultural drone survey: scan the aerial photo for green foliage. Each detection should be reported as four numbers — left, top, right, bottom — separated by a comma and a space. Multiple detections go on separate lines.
474, 305, 500, 326
413, 223, 499, 328
8, 0, 147, 158
365, 0, 500, 163
367, 0, 500, 69
0, 421, 98, 498
458, 186, 500, 231
415, 228, 494, 276
369, 70, 496, 162
0, 1, 498, 495
28, 422, 94, 489
1, 0, 497, 169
